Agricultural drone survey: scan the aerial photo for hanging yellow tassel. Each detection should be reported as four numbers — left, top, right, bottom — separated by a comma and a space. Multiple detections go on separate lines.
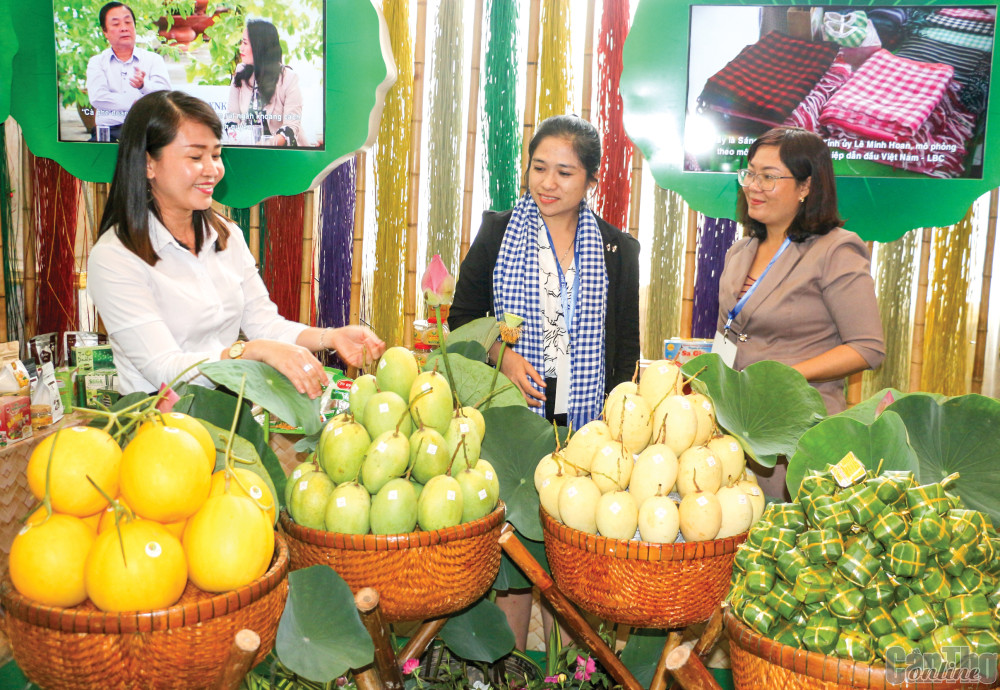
538, 0, 572, 121
643, 187, 686, 358
370, 0, 413, 348
921, 207, 974, 395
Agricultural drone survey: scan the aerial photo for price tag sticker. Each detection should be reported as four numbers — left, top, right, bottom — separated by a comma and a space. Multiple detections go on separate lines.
706, 455, 717, 467
447, 490, 456, 501
738, 494, 747, 504
697, 496, 709, 506
609, 502, 622, 515
250, 486, 263, 499
655, 507, 667, 519
379, 403, 389, 413
478, 489, 488, 500
377, 442, 387, 453
625, 400, 636, 411
145, 542, 162, 558
388, 490, 398, 501
653, 454, 663, 464
336, 497, 347, 508
334, 427, 343, 436
602, 446, 613, 456
702, 400, 713, 412
460, 423, 470, 434
680, 399, 691, 410
831, 451, 867, 488
298, 480, 309, 491
427, 444, 438, 455
567, 487, 578, 498
422, 383, 432, 391
484, 471, 494, 480
730, 442, 740, 453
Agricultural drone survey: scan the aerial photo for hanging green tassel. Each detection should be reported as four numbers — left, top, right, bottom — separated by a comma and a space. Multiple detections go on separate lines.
483, 0, 521, 212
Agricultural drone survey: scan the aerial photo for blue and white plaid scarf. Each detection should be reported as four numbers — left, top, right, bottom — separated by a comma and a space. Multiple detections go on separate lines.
493, 193, 607, 429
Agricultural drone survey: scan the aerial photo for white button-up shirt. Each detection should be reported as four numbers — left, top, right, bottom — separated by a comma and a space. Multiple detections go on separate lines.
86, 46, 172, 127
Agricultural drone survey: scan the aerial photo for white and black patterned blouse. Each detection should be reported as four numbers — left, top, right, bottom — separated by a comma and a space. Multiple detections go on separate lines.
536, 219, 574, 380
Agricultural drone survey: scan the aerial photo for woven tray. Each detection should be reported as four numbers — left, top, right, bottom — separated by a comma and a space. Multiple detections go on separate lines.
279, 502, 505, 622
1, 531, 289, 690
726, 609, 999, 690
541, 507, 746, 628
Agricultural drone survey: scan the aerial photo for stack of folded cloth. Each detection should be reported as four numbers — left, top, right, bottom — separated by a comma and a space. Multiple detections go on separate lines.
696, 31, 841, 128
803, 49, 976, 177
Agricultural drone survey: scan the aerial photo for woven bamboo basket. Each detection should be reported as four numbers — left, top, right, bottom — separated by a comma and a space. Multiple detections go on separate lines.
0, 532, 290, 690
279, 502, 505, 622
541, 507, 746, 628
726, 610, 999, 690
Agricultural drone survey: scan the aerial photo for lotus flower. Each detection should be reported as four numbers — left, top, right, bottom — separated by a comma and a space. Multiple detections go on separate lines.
422, 254, 455, 307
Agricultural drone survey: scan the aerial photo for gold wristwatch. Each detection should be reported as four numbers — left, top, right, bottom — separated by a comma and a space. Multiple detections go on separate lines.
228, 341, 247, 360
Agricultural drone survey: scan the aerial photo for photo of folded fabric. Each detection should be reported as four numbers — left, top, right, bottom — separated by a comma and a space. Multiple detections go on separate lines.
894, 35, 992, 86
918, 26, 995, 52
926, 12, 996, 36
938, 7, 996, 21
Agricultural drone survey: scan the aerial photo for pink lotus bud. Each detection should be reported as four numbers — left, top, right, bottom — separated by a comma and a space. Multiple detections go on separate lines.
422, 254, 455, 306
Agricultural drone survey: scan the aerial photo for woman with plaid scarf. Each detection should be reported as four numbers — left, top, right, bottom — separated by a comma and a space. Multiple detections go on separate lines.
449, 115, 640, 651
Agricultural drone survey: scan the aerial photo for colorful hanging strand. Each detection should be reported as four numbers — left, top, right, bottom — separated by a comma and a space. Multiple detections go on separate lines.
538, 0, 572, 121
31, 156, 79, 337
593, 0, 632, 231
228, 206, 252, 246
862, 231, 917, 398
260, 194, 304, 322
370, 0, 412, 347
643, 187, 686, 358
426, 0, 464, 274
921, 208, 974, 395
483, 0, 521, 212
0, 124, 24, 344
691, 216, 737, 339
317, 159, 356, 370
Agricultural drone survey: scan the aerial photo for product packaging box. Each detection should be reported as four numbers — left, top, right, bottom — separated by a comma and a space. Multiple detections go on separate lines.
268, 368, 351, 434
663, 338, 714, 365
0, 395, 32, 446
83, 368, 119, 410
74, 345, 114, 372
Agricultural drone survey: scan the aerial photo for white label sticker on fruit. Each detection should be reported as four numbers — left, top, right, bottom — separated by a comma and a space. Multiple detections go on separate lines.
337, 497, 347, 508
422, 383, 432, 391
351, 384, 360, 393
730, 442, 739, 453
610, 502, 621, 515
749, 486, 761, 496
379, 403, 389, 413
658, 365, 668, 374
379, 359, 387, 369
377, 442, 387, 453
697, 496, 709, 506
653, 454, 663, 464
680, 399, 691, 409
447, 490, 456, 501
388, 490, 398, 500
418, 442, 435, 456
485, 471, 494, 480
478, 489, 488, 500
292, 469, 302, 480
702, 401, 712, 411
145, 541, 162, 558
334, 427, 343, 436
460, 423, 470, 434
541, 478, 551, 489
299, 480, 309, 491
602, 446, 613, 456
738, 494, 747, 504
567, 487, 578, 498
250, 486, 263, 499
625, 400, 636, 411
706, 456, 717, 467
655, 507, 667, 519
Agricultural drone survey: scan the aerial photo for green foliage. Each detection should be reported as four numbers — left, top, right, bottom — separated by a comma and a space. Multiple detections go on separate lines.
199, 418, 279, 525
439, 598, 515, 663
444, 316, 502, 356
620, 629, 669, 687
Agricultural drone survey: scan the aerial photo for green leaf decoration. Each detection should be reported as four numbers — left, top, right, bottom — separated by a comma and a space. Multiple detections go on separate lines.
833, 388, 908, 424
884, 393, 1000, 524
294, 432, 321, 454
200, 360, 323, 436
681, 353, 826, 468
444, 316, 501, 353
428, 341, 487, 364
786, 410, 919, 498
173, 384, 288, 506
620, 629, 670, 688
439, 598, 515, 663
275, 566, 374, 683
424, 353, 527, 410
198, 419, 280, 525
481, 406, 566, 540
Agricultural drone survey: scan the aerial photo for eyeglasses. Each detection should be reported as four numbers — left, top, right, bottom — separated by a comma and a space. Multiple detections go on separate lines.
736, 169, 795, 192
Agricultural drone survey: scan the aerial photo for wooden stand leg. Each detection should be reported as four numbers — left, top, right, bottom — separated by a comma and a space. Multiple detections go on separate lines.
692, 605, 725, 659
499, 525, 642, 690
648, 631, 683, 690
356, 588, 405, 689
398, 618, 448, 665
664, 644, 722, 690
214, 629, 260, 690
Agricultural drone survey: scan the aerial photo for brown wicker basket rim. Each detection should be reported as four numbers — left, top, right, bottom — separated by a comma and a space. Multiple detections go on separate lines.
0, 532, 289, 635
541, 507, 747, 562
279, 501, 506, 550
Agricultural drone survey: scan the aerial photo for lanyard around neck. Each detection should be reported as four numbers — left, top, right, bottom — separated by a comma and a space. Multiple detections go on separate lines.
543, 221, 581, 335
725, 236, 790, 334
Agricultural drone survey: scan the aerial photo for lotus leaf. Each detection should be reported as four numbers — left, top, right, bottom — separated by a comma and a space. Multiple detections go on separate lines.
621, 629, 670, 687
681, 353, 826, 468
199, 419, 280, 525
439, 598, 515, 663
275, 566, 373, 682
424, 353, 527, 410
787, 411, 919, 497
443, 316, 501, 355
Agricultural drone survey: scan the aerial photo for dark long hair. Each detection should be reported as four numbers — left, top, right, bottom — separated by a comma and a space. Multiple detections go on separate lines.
527, 115, 602, 183
737, 127, 843, 242
233, 18, 283, 106
98, 91, 229, 265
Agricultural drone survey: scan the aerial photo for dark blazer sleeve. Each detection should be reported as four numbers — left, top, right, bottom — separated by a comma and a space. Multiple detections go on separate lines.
448, 210, 511, 330
602, 222, 641, 392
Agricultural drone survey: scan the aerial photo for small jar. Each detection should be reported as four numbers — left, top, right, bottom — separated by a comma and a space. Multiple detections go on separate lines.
413, 342, 433, 369
414, 318, 449, 347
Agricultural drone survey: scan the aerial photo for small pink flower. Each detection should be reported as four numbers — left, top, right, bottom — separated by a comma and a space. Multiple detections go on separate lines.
402, 658, 420, 675
421, 254, 456, 306
574, 655, 596, 681
543, 675, 560, 683
156, 383, 179, 413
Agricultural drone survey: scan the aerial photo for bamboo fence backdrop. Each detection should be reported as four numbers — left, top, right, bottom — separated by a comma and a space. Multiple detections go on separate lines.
425, 0, 464, 275
482, 0, 522, 213
643, 187, 687, 359
691, 217, 737, 339
31, 156, 79, 337
0, 124, 23, 345
593, 0, 631, 232
862, 231, 917, 399
537, 0, 573, 122
369, 0, 414, 348
317, 160, 356, 370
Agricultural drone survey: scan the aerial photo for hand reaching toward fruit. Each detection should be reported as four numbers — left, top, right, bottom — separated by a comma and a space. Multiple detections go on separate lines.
495, 347, 546, 407
324, 325, 386, 369
238, 340, 328, 399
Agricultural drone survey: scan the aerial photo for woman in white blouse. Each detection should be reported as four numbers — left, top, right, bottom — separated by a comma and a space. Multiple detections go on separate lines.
88, 90, 384, 397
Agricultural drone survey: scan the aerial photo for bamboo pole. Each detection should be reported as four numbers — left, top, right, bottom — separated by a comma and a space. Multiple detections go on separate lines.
909, 227, 932, 392
692, 605, 726, 659
23, 145, 35, 342
214, 629, 260, 690
355, 588, 404, 689
459, 0, 485, 263
663, 644, 721, 690
648, 631, 683, 690
299, 191, 315, 324
971, 190, 998, 394
580, 0, 596, 121
404, 0, 429, 349
499, 525, 643, 690
627, 149, 643, 240
350, 153, 366, 323
398, 618, 448, 664
520, 0, 542, 193
249, 203, 261, 265
680, 206, 699, 338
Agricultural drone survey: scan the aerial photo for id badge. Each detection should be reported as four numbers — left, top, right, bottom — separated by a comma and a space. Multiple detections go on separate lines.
555, 354, 570, 414
712, 330, 738, 368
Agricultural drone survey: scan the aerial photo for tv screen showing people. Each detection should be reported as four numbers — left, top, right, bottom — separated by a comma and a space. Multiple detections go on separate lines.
685, 5, 995, 179
55, 0, 326, 149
